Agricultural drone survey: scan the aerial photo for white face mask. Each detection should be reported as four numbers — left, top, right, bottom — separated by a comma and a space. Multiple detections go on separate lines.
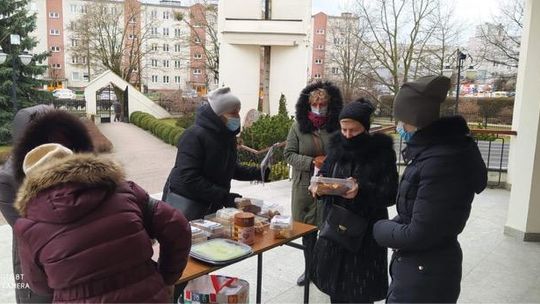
311, 106, 328, 116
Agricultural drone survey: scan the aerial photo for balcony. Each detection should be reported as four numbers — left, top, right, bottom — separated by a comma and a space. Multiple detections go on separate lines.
221, 18, 307, 46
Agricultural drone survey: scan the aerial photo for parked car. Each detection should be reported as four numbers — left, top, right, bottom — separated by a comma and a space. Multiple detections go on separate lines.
52, 88, 76, 100
99, 88, 117, 101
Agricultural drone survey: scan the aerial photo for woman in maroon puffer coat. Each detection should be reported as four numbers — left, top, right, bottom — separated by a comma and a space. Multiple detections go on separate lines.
13, 143, 191, 303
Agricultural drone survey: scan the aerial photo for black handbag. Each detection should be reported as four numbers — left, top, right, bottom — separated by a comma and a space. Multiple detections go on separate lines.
164, 190, 209, 221
319, 203, 368, 252
319, 162, 368, 252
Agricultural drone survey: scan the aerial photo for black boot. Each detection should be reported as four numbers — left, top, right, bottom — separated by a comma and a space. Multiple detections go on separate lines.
297, 272, 306, 286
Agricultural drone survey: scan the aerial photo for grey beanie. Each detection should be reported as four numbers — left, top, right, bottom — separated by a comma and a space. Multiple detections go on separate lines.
207, 87, 241, 116
393, 75, 450, 128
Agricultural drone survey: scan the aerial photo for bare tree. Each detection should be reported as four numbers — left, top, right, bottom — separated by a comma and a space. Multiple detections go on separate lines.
478, 0, 523, 68
326, 14, 370, 101
174, 2, 219, 90
355, 0, 439, 94
415, 2, 464, 77
68, 1, 156, 94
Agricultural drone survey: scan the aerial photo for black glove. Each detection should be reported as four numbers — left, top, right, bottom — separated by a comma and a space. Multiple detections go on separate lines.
264, 167, 271, 182
224, 192, 242, 208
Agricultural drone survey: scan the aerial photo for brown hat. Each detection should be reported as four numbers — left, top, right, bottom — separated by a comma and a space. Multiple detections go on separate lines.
393, 75, 450, 128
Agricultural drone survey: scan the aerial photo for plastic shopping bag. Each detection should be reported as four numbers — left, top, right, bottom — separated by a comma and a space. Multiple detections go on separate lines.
183, 274, 249, 304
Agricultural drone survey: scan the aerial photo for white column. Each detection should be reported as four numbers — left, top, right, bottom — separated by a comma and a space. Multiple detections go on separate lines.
505, 0, 540, 241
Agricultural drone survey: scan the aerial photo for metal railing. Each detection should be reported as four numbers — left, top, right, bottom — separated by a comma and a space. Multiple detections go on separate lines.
374, 126, 516, 187
237, 142, 289, 181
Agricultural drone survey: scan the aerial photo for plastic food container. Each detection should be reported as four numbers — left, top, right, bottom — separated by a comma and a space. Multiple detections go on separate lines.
233, 212, 255, 245
191, 226, 208, 244
270, 215, 293, 239
190, 219, 225, 239
254, 215, 270, 234
309, 176, 355, 196
216, 208, 242, 222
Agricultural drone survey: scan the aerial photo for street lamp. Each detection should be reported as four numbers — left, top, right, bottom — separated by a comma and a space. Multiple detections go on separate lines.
454, 49, 468, 114
0, 34, 33, 114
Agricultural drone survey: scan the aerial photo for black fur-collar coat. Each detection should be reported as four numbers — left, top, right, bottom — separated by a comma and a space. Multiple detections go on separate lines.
295, 81, 343, 134
312, 132, 398, 302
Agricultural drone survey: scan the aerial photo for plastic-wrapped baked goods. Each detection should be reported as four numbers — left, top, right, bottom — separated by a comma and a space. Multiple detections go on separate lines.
309, 176, 354, 196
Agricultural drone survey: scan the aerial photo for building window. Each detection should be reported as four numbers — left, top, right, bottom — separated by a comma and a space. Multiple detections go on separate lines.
194, 37, 201, 44
193, 68, 201, 75
151, 10, 157, 19
72, 72, 81, 81
163, 44, 169, 52
163, 28, 169, 37
51, 63, 62, 69
313, 73, 321, 79
174, 60, 181, 68
48, 11, 59, 18
174, 44, 181, 52
71, 39, 78, 47
151, 75, 158, 83
71, 56, 79, 64
163, 60, 170, 68
70, 4, 77, 13
50, 46, 60, 52
81, 56, 87, 64
333, 38, 342, 45
315, 59, 323, 64
163, 75, 170, 83
163, 11, 170, 19
83, 73, 89, 81
128, 34, 136, 40
151, 59, 158, 67
80, 5, 87, 13
316, 44, 324, 50
128, 16, 136, 24
175, 76, 181, 84
151, 27, 158, 36
331, 67, 339, 74
151, 43, 158, 51
50, 29, 60, 36
111, 7, 117, 15
316, 29, 325, 34
194, 53, 202, 59
175, 28, 181, 37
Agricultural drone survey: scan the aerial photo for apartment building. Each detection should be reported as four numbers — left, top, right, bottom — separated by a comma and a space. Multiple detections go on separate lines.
310, 12, 359, 82
31, 0, 215, 95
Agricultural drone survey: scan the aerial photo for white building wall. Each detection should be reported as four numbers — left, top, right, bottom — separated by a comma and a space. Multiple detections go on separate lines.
219, 44, 261, 119
505, 0, 540, 240
269, 46, 310, 115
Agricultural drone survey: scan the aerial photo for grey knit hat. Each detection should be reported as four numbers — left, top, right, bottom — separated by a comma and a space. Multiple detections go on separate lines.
393, 75, 450, 128
207, 87, 241, 116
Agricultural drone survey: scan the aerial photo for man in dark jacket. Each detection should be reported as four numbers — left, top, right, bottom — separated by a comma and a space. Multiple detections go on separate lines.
0, 106, 94, 303
373, 75, 488, 303
163, 87, 268, 217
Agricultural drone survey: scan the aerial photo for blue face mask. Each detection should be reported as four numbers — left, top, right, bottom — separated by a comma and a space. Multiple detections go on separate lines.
396, 122, 415, 142
311, 106, 328, 116
226, 117, 241, 131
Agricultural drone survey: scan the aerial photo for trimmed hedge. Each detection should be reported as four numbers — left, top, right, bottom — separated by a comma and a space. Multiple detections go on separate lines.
130, 111, 185, 146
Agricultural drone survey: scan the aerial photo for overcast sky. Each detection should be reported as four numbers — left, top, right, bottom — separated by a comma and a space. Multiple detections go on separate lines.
312, 0, 501, 36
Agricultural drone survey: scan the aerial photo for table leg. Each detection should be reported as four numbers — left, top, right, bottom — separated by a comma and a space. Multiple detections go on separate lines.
257, 253, 263, 304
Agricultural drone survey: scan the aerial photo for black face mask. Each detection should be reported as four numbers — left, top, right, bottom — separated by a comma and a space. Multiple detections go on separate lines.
340, 131, 369, 148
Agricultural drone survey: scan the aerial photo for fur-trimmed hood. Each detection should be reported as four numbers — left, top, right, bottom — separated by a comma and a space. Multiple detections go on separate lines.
16, 154, 125, 221
295, 81, 343, 134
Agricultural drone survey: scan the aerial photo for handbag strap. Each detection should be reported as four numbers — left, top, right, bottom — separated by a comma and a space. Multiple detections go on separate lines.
312, 133, 324, 156
143, 195, 158, 238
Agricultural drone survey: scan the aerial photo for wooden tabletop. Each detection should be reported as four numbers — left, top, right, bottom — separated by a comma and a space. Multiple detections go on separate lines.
177, 221, 318, 284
